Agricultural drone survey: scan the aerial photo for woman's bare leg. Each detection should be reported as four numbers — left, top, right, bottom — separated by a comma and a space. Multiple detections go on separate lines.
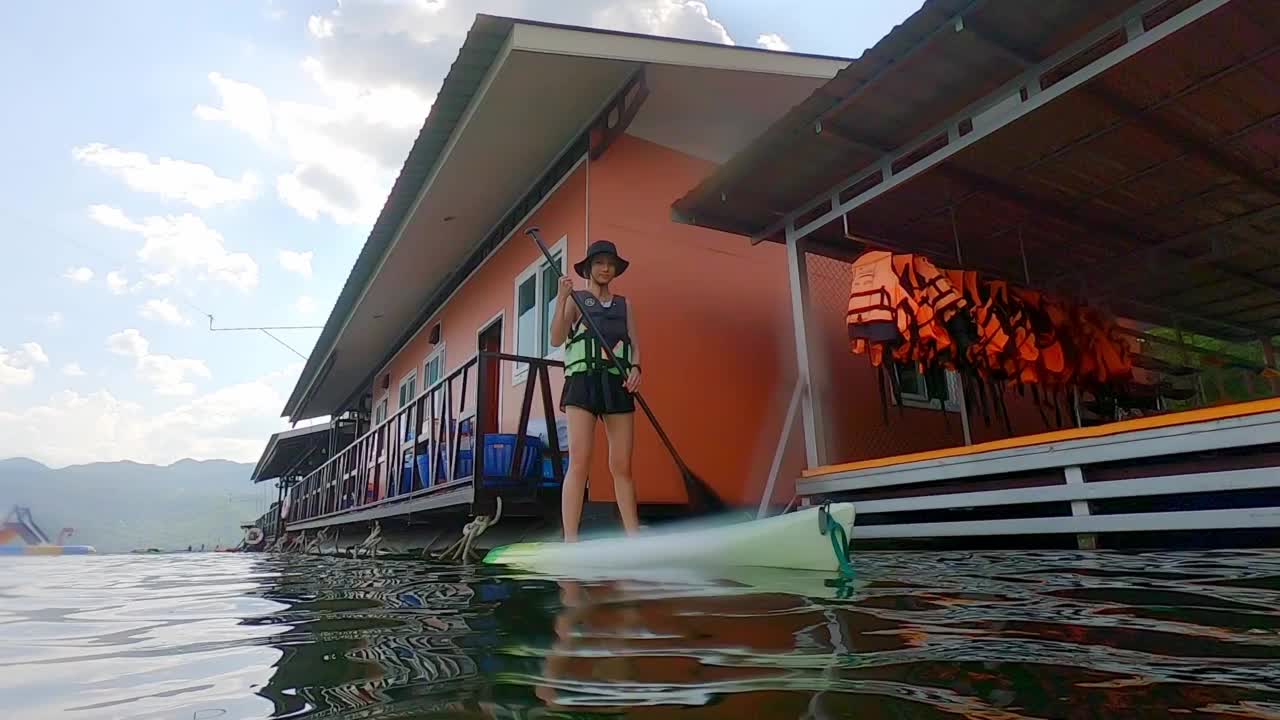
602, 411, 640, 535
562, 407, 596, 542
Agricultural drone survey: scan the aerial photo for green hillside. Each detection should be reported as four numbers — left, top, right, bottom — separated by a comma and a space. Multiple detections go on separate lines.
0, 458, 271, 553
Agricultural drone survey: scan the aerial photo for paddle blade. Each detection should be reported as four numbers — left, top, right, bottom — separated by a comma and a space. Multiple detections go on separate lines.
683, 469, 727, 515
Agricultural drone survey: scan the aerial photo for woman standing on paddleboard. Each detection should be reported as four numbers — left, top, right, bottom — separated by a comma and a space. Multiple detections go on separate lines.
549, 240, 641, 542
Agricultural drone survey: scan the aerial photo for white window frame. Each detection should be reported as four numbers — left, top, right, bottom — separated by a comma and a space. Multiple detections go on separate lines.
894, 363, 961, 413
397, 369, 418, 409
423, 343, 446, 391
373, 395, 388, 426
512, 234, 567, 386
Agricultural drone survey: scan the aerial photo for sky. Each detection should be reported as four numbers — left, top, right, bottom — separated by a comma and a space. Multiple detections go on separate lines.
0, 0, 923, 468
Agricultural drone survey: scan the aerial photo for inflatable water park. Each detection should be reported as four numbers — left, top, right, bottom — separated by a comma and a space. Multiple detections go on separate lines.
0, 506, 95, 556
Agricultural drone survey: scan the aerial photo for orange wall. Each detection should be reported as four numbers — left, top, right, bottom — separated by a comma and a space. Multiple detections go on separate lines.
362, 134, 803, 509
584, 134, 800, 507
365, 163, 587, 468
357, 133, 1054, 510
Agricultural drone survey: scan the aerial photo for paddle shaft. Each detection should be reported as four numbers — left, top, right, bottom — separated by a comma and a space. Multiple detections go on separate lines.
525, 227, 708, 486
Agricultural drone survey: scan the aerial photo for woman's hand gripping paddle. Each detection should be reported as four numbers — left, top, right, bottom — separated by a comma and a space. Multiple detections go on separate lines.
526, 226, 727, 515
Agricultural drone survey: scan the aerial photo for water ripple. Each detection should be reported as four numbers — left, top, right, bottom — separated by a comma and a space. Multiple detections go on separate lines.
2, 549, 1279, 718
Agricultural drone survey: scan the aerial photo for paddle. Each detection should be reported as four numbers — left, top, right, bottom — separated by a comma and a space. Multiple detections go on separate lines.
525, 227, 727, 515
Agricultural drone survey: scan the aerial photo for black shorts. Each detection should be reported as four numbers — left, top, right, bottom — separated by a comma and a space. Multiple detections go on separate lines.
561, 371, 635, 416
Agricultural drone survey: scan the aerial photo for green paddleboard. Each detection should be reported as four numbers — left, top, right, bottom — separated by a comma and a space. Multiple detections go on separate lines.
483, 503, 855, 575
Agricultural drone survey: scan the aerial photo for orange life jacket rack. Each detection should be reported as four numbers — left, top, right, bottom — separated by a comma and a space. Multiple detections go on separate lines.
847, 250, 1134, 431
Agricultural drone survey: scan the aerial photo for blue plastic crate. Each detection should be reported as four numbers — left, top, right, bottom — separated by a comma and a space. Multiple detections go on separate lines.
400, 455, 414, 495
540, 454, 568, 487
481, 434, 543, 485
414, 452, 432, 489
456, 448, 473, 479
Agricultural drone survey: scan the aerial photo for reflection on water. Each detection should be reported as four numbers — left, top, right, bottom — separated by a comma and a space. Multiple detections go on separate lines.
2, 550, 1280, 718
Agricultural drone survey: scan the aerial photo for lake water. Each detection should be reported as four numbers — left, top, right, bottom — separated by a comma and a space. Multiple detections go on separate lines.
3, 550, 1280, 719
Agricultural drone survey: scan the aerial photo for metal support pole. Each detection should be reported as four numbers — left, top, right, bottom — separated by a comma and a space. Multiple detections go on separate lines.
1019, 226, 1031, 284
1175, 325, 1207, 407
949, 205, 964, 265
759, 379, 804, 518
785, 223, 829, 468
1263, 338, 1278, 396
953, 373, 973, 446
947, 207, 974, 446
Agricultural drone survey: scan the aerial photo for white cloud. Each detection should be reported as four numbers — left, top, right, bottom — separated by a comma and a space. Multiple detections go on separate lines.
140, 298, 190, 327
307, 14, 334, 38
756, 32, 791, 51
278, 249, 314, 278
593, 0, 733, 44
106, 328, 211, 396
106, 270, 129, 295
197, 1, 735, 227
199, 67, 423, 226
137, 354, 212, 396
194, 72, 274, 144
45, 312, 64, 329
62, 362, 87, 378
89, 204, 133, 230
147, 272, 176, 288
294, 295, 318, 316
72, 143, 261, 209
106, 328, 149, 358
0, 365, 304, 466
22, 342, 49, 366
0, 343, 49, 386
89, 205, 259, 291
64, 266, 94, 284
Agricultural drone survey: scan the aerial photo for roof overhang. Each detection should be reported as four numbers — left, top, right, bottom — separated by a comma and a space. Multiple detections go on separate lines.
250, 423, 332, 484
284, 15, 848, 421
674, 0, 1280, 342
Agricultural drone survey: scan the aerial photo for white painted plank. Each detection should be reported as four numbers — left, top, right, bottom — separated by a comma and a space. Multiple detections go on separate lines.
852, 507, 1280, 539
849, 467, 1280, 514
800, 410, 1280, 494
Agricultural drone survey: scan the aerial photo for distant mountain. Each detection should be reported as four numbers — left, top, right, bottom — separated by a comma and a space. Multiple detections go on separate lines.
0, 457, 50, 473
0, 457, 269, 553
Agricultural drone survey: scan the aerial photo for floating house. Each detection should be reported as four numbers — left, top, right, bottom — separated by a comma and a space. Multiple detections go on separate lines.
251, 15, 852, 548
674, 0, 1280, 547
256, 0, 1280, 552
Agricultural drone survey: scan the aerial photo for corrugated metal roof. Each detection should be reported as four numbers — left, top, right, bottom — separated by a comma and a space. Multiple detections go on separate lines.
673, 0, 1136, 237
282, 16, 515, 419
283, 15, 852, 421
674, 0, 1280, 341
250, 423, 332, 483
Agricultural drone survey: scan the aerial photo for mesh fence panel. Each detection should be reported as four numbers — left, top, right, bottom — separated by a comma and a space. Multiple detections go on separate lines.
803, 252, 979, 467
804, 248, 1280, 464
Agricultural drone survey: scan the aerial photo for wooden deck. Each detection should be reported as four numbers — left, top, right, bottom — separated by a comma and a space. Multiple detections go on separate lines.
799, 399, 1280, 547
280, 351, 566, 536
286, 482, 475, 533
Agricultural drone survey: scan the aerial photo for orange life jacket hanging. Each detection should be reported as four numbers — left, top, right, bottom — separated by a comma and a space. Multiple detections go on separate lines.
847, 251, 915, 367
845, 247, 1135, 431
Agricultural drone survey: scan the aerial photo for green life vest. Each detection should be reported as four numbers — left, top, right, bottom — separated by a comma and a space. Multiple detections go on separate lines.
564, 291, 632, 377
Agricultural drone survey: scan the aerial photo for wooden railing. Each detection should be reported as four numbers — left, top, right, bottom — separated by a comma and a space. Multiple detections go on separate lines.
253, 503, 280, 537
285, 352, 565, 526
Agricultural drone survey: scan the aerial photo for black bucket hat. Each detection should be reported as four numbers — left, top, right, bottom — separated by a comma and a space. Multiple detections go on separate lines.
574, 240, 629, 279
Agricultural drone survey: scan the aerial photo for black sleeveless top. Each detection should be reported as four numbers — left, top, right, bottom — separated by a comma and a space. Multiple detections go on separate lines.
572, 291, 629, 349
